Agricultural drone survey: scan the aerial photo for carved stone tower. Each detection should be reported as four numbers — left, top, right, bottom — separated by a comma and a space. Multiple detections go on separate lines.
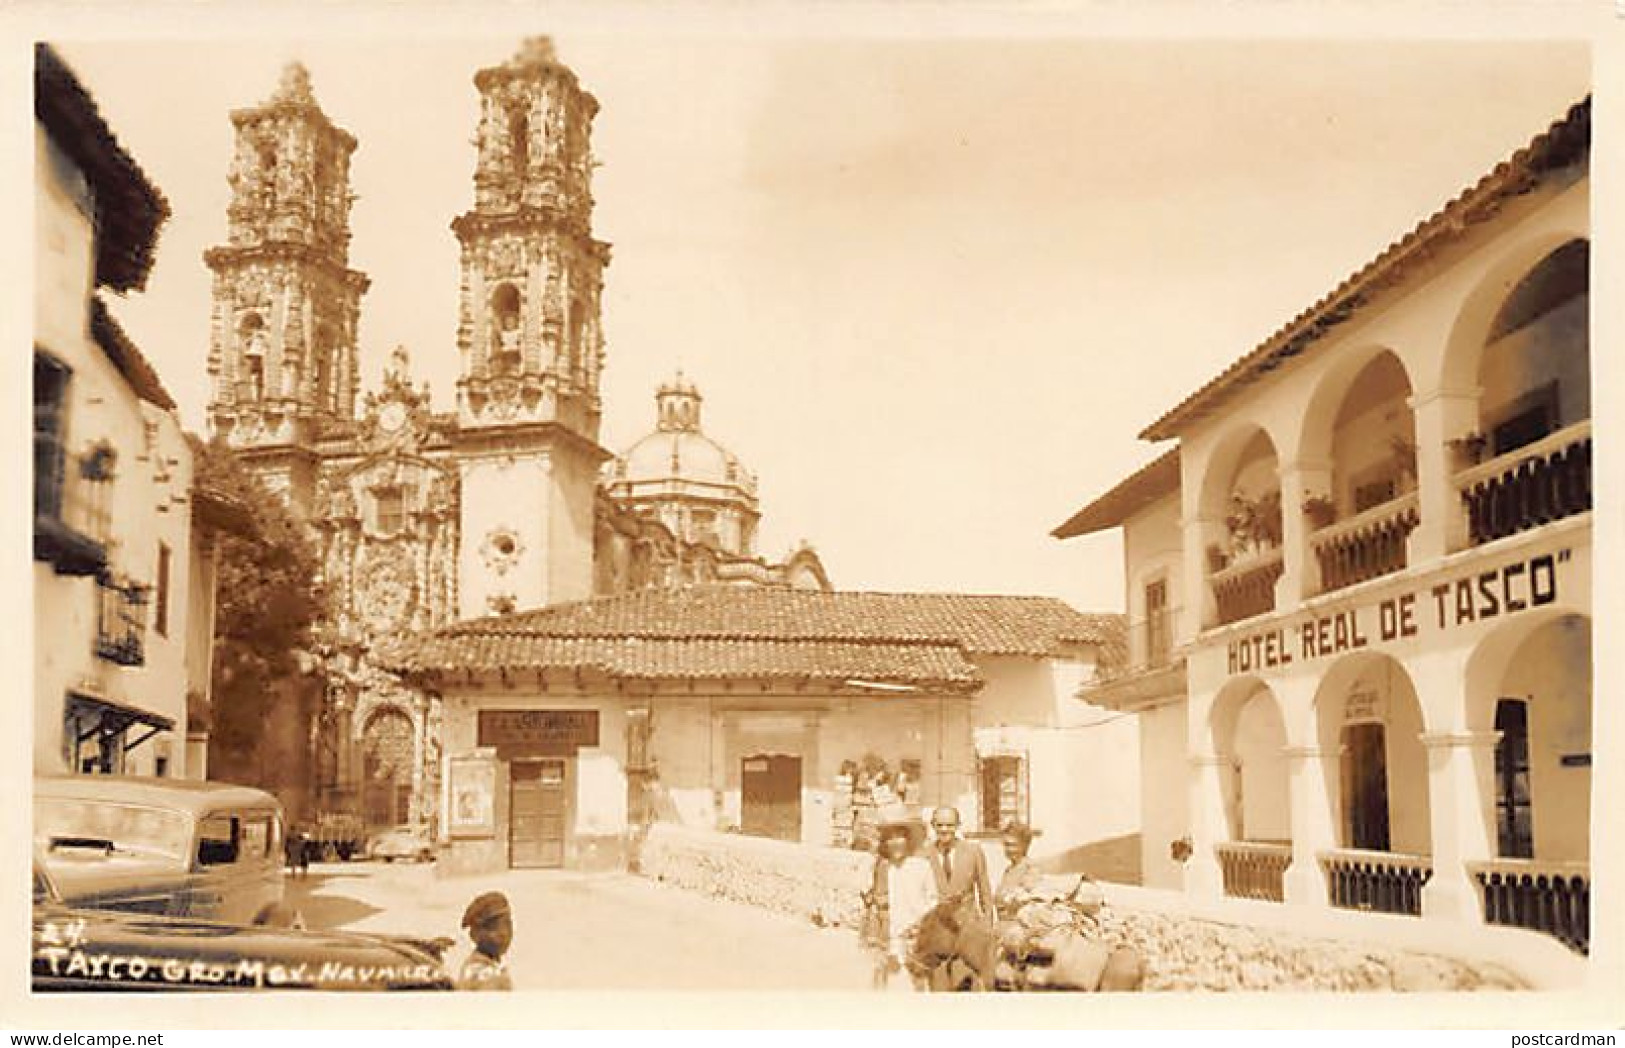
204, 62, 369, 508
451, 38, 611, 616
452, 35, 609, 434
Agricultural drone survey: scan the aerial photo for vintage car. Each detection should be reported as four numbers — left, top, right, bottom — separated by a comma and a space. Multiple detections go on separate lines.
368, 825, 435, 864
35, 775, 285, 926
33, 862, 453, 992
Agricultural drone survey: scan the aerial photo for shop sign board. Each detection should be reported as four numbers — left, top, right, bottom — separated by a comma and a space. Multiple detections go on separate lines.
478, 709, 600, 753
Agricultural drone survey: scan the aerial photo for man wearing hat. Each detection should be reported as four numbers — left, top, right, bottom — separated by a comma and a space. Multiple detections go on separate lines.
866, 814, 937, 991
457, 891, 514, 991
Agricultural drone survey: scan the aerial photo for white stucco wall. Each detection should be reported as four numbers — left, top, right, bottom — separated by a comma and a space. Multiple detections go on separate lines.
34, 123, 194, 778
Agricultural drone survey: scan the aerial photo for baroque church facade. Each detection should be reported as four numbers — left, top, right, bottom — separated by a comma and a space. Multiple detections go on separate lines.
203, 41, 827, 832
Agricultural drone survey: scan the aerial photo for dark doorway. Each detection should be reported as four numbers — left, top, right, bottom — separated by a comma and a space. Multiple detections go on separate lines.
741, 754, 801, 842
1342, 723, 1391, 851
510, 758, 567, 869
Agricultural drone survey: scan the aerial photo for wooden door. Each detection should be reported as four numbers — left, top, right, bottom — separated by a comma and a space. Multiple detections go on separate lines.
1342, 723, 1390, 852
510, 759, 567, 868
741, 754, 801, 842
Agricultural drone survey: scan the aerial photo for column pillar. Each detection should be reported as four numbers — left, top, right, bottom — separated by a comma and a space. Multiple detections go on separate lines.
1186, 751, 1233, 901
1282, 745, 1341, 907
1279, 458, 1333, 604
1407, 386, 1480, 563
1419, 729, 1501, 923
1181, 512, 1226, 637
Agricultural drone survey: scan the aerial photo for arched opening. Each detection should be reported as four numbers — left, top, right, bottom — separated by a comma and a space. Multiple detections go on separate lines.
1478, 240, 1589, 455
1465, 611, 1591, 863
1314, 653, 1431, 915
1299, 349, 1421, 593
1198, 427, 1283, 626
489, 282, 522, 372
509, 107, 530, 175
1463, 610, 1591, 950
1459, 239, 1592, 547
239, 313, 267, 402
1209, 679, 1291, 900
360, 707, 415, 831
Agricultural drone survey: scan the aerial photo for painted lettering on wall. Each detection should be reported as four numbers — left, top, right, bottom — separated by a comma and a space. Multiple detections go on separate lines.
1226, 551, 1565, 675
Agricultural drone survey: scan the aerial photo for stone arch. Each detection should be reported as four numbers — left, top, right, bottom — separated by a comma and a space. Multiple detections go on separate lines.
489, 282, 523, 365
1312, 652, 1431, 854
1439, 233, 1589, 402
359, 704, 416, 830
1296, 347, 1418, 514
1197, 424, 1282, 526
1463, 609, 1590, 863
1209, 676, 1290, 843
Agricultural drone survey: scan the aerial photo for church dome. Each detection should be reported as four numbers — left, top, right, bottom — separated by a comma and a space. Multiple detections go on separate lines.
611, 374, 758, 499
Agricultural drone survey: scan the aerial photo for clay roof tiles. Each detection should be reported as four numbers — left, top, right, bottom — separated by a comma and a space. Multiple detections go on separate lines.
384, 587, 1125, 690
35, 45, 170, 293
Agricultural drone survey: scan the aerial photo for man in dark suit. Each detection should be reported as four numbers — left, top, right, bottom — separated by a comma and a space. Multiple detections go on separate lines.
927, 806, 994, 925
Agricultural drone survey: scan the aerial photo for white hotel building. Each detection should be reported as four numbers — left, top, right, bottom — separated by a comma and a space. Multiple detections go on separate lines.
1056, 97, 1592, 953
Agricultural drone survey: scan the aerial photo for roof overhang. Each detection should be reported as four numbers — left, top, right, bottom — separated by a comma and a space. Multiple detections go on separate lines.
1053, 449, 1181, 540
1139, 96, 1590, 443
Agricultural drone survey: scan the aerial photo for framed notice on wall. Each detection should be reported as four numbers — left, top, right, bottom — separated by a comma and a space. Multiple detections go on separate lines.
448, 754, 497, 838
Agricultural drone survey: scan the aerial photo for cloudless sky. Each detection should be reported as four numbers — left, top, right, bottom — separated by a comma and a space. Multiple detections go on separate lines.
54, 29, 1589, 614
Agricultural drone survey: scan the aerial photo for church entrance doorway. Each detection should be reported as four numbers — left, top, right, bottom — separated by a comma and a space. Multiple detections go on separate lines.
510, 758, 567, 869
741, 753, 801, 842
361, 708, 414, 831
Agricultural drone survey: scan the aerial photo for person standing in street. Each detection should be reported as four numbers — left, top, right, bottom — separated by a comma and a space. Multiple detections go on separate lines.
456, 891, 515, 991
927, 806, 994, 926
869, 818, 937, 992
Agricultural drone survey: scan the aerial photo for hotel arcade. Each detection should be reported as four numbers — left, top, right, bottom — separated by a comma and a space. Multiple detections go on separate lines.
1057, 97, 1593, 953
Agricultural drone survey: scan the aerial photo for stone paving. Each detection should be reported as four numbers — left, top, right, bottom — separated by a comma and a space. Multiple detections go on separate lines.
287, 860, 874, 991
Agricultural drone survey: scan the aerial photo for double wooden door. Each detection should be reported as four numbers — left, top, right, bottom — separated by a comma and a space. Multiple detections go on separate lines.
510, 759, 567, 868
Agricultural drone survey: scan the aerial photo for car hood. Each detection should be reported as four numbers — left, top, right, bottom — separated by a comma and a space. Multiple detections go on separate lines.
33, 903, 452, 991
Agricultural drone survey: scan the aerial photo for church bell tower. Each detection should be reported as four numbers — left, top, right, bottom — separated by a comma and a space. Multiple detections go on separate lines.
451, 38, 612, 616
203, 62, 369, 508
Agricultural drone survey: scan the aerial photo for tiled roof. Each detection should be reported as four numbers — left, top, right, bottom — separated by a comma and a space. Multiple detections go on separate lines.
1141, 96, 1590, 442
91, 297, 176, 411
35, 45, 170, 293
1051, 448, 1180, 540
383, 587, 1125, 688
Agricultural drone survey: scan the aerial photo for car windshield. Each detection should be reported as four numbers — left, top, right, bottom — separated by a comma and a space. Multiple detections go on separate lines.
35, 798, 191, 862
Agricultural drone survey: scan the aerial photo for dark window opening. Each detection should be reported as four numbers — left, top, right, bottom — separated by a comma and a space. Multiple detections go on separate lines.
155, 542, 171, 638
1144, 577, 1170, 666
34, 353, 71, 522
978, 755, 1026, 833
1495, 699, 1534, 859
510, 109, 529, 174
1490, 382, 1559, 457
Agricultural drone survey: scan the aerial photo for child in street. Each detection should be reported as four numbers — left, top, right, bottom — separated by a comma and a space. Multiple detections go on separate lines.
456, 891, 514, 991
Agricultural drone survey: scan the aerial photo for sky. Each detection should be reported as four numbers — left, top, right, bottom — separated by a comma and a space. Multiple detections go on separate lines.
51, 28, 1591, 614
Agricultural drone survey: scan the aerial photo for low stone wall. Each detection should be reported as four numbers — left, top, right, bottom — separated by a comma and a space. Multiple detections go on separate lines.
635, 826, 1584, 991
638, 823, 873, 927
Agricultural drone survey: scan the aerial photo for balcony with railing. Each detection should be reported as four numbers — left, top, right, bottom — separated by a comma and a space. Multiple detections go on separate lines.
1210, 548, 1284, 626
96, 575, 150, 667
1309, 492, 1420, 594
1319, 849, 1432, 917
34, 439, 115, 577
1467, 858, 1589, 954
1456, 420, 1591, 548
1216, 840, 1291, 902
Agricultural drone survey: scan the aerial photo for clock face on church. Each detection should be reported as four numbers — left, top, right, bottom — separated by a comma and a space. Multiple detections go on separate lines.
379, 401, 408, 434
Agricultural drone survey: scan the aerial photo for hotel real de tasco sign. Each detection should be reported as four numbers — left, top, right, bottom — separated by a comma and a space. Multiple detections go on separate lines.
1226, 550, 1570, 676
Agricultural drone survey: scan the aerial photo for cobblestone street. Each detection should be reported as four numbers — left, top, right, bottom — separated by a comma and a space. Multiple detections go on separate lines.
288, 861, 874, 991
